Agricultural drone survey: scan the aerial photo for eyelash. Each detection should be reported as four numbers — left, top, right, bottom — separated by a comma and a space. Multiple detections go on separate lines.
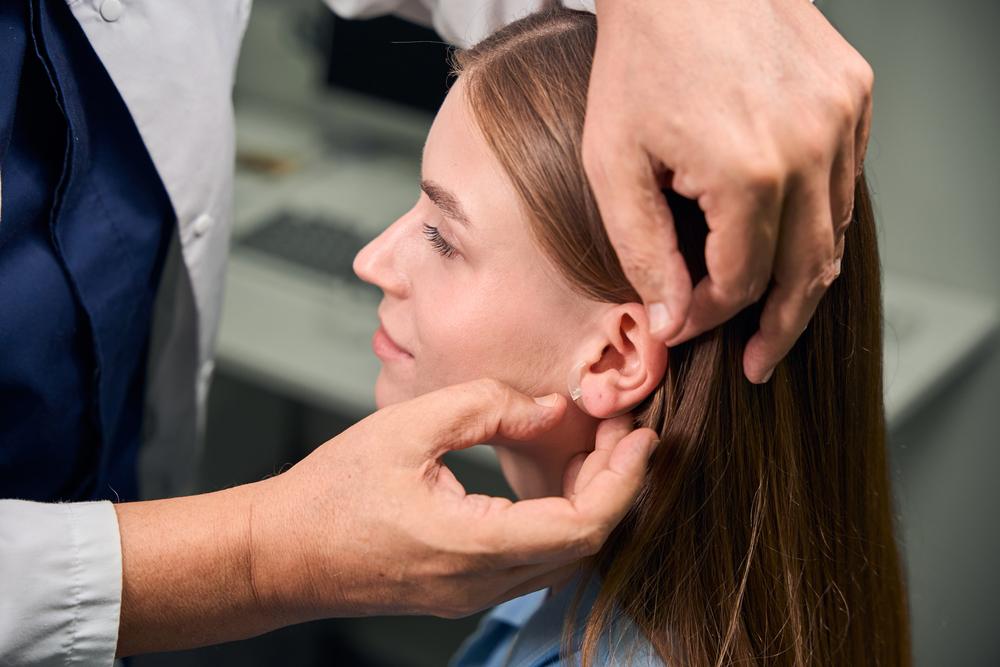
422, 223, 458, 259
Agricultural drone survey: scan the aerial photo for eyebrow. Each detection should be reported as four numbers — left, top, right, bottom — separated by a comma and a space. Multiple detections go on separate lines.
420, 179, 473, 228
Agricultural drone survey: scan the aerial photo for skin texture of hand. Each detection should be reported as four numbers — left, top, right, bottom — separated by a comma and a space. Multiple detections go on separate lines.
585, 0, 874, 383
115, 379, 657, 656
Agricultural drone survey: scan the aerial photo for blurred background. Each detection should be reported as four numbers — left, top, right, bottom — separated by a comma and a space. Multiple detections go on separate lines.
134, 0, 1000, 665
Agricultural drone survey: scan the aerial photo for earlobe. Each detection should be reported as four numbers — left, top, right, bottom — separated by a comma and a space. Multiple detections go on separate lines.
568, 304, 668, 418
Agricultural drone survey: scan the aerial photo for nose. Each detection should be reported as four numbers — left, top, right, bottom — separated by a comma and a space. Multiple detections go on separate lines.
353, 216, 410, 298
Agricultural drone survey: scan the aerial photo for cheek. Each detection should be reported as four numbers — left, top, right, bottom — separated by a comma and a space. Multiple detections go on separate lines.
411, 276, 566, 395
411, 287, 494, 390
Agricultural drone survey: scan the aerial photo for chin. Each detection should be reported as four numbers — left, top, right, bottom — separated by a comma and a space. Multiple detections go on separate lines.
374, 373, 410, 409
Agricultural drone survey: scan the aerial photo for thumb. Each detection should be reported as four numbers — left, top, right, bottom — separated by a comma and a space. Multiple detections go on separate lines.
582, 132, 691, 340
393, 379, 567, 464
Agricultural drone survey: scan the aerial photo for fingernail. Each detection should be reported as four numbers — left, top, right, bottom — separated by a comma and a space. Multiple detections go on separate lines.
647, 302, 671, 335
760, 368, 774, 383
534, 393, 559, 408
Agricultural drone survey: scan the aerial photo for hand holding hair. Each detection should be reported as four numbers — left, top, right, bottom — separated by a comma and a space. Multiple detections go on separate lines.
584, 0, 873, 383
114, 378, 657, 656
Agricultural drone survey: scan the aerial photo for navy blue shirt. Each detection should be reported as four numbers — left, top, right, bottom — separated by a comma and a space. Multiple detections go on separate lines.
0, 0, 174, 502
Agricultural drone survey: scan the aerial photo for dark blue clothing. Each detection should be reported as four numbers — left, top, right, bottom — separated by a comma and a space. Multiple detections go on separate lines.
0, 0, 174, 502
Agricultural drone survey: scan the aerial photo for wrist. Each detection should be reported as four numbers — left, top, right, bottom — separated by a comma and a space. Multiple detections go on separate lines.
115, 482, 279, 655
243, 473, 335, 625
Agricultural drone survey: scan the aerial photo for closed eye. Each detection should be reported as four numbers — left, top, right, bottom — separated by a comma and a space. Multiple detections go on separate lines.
422, 223, 458, 259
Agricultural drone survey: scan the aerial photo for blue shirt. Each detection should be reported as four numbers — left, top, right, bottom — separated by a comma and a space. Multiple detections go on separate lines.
0, 0, 173, 502
450, 575, 667, 667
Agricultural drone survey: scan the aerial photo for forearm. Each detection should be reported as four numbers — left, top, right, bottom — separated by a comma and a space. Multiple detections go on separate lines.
114, 481, 278, 656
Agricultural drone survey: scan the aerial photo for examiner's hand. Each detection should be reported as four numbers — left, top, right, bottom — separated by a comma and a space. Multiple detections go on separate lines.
251, 379, 658, 621
584, 0, 874, 382
116, 379, 655, 656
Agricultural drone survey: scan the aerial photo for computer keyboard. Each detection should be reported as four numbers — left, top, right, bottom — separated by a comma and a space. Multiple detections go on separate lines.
236, 210, 382, 300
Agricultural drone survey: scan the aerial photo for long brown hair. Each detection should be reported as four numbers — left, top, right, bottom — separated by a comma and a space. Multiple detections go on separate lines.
453, 7, 910, 667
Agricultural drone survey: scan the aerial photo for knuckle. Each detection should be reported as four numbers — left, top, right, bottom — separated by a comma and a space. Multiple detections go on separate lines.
834, 60, 873, 125
802, 278, 825, 302
569, 525, 605, 558
741, 158, 784, 195
712, 286, 746, 314
799, 135, 830, 168
715, 272, 766, 311
481, 379, 516, 418
832, 89, 858, 122
472, 377, 506, 401
835, 205, 855, 235
456, 379, 509, 433
745, 276, 769, 304
583, 528, 607, 556
807, 257, 842, 296
853, 57, 875, 95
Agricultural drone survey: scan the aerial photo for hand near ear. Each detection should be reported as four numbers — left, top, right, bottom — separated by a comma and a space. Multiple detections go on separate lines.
562, 415, 641, 500
585, 0, 871, 383
115, 378, 658, 656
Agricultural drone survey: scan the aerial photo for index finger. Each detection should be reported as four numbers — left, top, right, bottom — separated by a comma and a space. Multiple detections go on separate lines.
478, 427, 658, 566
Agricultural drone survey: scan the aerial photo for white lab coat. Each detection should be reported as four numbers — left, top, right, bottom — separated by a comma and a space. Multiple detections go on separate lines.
0, 0, 593, 664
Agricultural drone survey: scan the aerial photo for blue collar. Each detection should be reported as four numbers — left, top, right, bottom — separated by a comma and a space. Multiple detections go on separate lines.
451, 573, 667, 667
488, 588, 549, 628
451, 573, 601, 667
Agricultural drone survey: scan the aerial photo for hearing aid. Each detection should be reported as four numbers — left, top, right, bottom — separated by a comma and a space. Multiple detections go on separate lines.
567, 359, 643, 419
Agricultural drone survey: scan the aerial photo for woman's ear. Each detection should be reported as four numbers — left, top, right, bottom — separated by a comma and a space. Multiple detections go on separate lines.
569, 303, 668, 418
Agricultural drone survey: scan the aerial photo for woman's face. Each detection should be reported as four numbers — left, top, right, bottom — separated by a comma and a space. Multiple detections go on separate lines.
353, 77, 599, 410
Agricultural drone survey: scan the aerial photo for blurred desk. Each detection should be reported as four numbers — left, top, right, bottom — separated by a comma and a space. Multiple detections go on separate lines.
882, 273, 998, 426
217, 94, 999, 450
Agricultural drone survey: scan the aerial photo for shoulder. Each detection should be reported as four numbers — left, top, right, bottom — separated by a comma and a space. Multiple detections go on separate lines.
452, 575, 669, 667
534, 577, 669, 667
554, 618, 667, 667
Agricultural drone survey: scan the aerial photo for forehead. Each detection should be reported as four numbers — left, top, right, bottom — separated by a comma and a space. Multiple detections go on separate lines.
421, 77, 598, 313
422, 78, 483, 173
421, 78, 524, 230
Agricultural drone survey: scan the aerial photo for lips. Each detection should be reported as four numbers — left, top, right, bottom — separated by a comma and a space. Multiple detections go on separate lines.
372, 321, 413, 360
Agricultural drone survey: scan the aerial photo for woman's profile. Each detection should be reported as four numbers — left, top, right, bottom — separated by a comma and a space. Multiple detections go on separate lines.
353, 6, 910, 666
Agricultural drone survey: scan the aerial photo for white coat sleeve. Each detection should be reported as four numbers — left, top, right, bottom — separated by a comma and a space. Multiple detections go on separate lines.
323, 0, 596, 48
323, 0, 816, 48
0, 500, 122, 666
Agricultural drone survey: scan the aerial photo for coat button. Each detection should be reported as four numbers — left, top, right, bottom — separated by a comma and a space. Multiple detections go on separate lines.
192, 214, 213, 239
100, 0, 124, 22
